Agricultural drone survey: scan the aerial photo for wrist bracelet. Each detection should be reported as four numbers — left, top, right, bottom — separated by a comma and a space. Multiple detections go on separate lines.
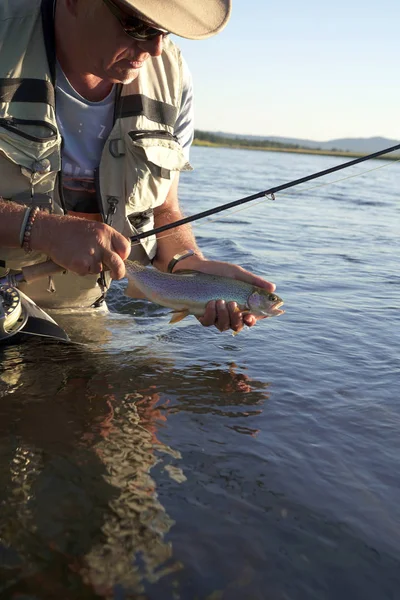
22, 206, 40, 253
19, 207, 32, 247
167, 249, 195, 273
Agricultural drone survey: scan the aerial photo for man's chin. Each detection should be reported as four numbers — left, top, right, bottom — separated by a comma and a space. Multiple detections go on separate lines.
109, 68, 140, 85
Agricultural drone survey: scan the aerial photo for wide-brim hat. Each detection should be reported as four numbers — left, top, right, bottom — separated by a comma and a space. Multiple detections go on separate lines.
119, 0, 232, 40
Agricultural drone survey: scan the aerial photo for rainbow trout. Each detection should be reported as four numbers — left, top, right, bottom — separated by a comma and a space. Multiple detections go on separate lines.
125, 261, 284, 324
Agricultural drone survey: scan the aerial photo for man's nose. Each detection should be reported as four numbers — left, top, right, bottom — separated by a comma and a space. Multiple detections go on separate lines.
137, 34, 164, 57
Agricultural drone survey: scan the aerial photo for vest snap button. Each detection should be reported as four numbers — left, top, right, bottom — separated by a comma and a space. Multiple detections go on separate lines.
32, 159, 51, 174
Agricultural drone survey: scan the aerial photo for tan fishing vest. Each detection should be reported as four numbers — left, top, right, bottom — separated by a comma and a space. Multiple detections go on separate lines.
0, 0, 191, 308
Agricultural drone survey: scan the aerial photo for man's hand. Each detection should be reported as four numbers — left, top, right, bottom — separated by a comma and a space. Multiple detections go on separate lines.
175, 259, 276, 334
32, 213, 131, 280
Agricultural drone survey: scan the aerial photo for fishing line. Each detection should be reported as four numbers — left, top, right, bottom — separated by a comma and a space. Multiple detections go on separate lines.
201, 154, 400, 224
130, 143, 400, 246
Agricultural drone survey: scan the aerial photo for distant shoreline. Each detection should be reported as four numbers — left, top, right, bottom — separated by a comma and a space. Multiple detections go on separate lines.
192, 139, 400, 161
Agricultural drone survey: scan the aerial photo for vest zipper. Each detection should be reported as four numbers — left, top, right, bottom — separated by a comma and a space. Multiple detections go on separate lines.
128, 130, 179, 143
94, 165, 118, 227
0, 117, 57, 143
98, 196, 119, 297
57, 168, 67, 214
113, 84, 123, 124
105, 197, 119, 227
94, 86, 122, 228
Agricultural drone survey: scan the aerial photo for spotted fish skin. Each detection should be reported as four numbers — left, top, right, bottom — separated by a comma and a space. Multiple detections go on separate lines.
125, 261, 284, 322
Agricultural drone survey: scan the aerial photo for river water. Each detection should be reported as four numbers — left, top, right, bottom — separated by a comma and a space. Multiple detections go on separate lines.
0, 146, 399, 599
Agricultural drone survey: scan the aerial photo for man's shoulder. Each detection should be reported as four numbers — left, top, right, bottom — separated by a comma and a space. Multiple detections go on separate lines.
0, 0, 41, 22
162, 36, 183, 62
162, 39, 192, 86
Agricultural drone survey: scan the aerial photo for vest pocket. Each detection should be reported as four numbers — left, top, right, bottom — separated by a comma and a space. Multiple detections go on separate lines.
0, 118, 60, 172
125, 130, 192, 215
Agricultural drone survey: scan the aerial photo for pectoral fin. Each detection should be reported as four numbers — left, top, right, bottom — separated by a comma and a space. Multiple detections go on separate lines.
125, 279, 147, 299
169, 310, 190, 324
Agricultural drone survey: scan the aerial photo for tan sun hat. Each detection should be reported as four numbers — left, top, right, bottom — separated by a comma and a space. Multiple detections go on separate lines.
118, 0, 232, 40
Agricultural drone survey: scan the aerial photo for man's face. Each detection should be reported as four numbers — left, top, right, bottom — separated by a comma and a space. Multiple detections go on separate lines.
74, 0, 165, 84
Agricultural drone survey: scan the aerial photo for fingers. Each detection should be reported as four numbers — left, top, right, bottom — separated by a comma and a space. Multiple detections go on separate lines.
111, 230, 131, 261
197, 300, 217, 328
44, 217, 131, 278
99, 230, 130, 279
214, 300, 231, 332
68, 257, 95, 277
198, 300, 251, 333
102, 248, 126, 280
234, 266, 276, 293
87, 229, 129, 279
193, 261, 276, 293
78, 260, 103, 277
243, 313, 257, 327
227, 301, 246, 333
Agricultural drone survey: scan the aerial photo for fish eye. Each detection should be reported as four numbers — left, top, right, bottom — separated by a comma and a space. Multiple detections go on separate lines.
270, 294, 278, 302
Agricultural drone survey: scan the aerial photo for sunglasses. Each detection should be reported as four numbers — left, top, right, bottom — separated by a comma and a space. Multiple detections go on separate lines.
102, 0, 169, 41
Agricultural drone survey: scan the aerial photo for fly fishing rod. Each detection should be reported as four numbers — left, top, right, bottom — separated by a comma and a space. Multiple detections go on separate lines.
2, 142, 399, 288
131, 142, 400, 243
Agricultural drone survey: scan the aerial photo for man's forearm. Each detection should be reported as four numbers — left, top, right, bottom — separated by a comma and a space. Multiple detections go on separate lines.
0, 200, 130, 280
0, 200, 31, 248
0, 199, 63, 255
152, 175, 206, 272
152, 204, 205, 271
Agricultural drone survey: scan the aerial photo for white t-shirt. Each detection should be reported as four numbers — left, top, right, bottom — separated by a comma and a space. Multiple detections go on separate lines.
55, 57, 194, 214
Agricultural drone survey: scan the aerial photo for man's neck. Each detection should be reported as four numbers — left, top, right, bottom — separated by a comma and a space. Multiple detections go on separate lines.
54, 1, 113, 102
58, 68, 113, 102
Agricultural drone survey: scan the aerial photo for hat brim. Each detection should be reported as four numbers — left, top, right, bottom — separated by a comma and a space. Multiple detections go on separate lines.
119, 0, 232, 40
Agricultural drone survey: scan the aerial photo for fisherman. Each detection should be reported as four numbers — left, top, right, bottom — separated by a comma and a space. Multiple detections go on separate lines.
0, 0, 275, 333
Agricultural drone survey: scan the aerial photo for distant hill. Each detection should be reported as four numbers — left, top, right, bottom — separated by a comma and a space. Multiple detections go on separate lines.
210, 132, 399, 154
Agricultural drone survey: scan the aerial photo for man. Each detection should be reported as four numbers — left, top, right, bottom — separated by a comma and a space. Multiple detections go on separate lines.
0, 0, 275, 333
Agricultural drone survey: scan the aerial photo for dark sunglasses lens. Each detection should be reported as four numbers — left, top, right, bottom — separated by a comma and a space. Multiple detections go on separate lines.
125, 23, 165, 40
119, 14, 165, 40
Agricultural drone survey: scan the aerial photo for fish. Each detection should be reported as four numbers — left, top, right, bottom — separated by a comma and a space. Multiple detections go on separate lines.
125, 261, 284, 324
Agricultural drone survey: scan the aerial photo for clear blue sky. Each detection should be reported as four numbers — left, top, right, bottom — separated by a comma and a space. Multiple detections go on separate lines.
176, 0, 399, 142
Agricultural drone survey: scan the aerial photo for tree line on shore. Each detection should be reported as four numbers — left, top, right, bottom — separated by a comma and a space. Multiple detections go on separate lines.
193, 130, 323, 151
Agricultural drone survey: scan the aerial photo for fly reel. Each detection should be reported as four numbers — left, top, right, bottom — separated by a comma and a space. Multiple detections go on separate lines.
0, 285, 28, 341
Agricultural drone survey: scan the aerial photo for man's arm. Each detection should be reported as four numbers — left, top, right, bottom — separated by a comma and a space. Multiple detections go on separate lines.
151, 176, 276, 333
0, 199, 130, 279
0, 200, 29, 247
152, 175, 204, 272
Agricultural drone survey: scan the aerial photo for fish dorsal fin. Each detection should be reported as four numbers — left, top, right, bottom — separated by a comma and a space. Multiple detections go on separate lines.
169, 310, 190, 324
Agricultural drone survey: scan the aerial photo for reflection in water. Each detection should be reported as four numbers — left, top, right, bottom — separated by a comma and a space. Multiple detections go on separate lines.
0, 341, 177, 597
1, 147, 399, 599
0, 342, 115, 598
0, 337, 270, 598
168, 363, 269, 417
81, 394, 183, 595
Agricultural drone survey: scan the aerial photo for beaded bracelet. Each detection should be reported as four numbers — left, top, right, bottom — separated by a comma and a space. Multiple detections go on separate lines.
21, 206, 40, 253
19, 207, 32, 247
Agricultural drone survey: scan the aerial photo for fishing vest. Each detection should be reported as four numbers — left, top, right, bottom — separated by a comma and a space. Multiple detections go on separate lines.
0, 0, 191, 307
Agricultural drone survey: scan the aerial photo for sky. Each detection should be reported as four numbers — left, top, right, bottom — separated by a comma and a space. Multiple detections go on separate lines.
176, 0, 399, 142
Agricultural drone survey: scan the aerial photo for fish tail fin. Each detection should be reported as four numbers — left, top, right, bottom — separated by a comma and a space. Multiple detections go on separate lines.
169, 310, 190, 324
